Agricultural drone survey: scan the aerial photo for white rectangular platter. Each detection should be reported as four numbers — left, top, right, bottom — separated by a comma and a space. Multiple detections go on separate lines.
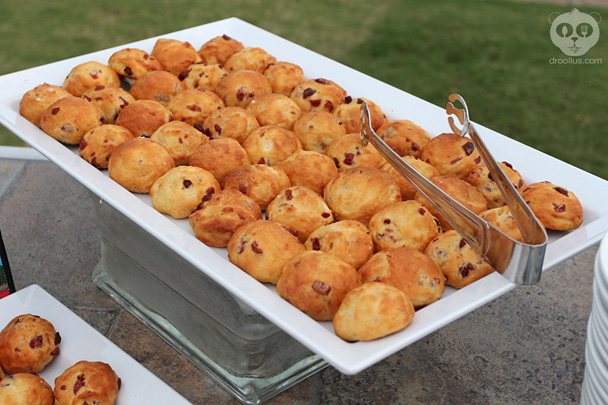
0, 17, 607, 375
0, 285, 190, 404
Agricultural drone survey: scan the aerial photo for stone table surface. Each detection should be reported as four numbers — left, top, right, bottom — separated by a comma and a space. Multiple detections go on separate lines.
0, 156, 598, 404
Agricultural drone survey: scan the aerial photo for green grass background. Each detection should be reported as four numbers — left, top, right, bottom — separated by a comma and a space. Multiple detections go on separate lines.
1, 0, 606, 179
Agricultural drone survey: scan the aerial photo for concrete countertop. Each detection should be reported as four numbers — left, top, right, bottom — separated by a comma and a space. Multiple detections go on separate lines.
0, 153, 596, 404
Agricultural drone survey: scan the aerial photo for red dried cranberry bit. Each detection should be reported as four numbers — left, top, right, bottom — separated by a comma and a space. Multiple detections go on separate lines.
462, 141, 475, 156
50, 347, 60, 356
222, 34, 232, 40
60, 385, 67, 390
186, 104, 202, 112
459, 262, 475, 278
238, 184, 248, 194
450, 157, 462, 164
310, 99, 321, 107
118, 96, 129, 108
344, 96, 353, 104
251, 241, 263, 254
214, 124, 222, 134
418, 208, 426, 215
553, 203, 566, 213
284, 226, 299, 238
502, 161, 513, 169
374, 277, 382, 282
356, 98, 364, 104
324, 100, 334, 111
183, 180, 192, 188
124, 66, 133, 76
258, 157, 266, 164
117, 378, 122, 390
285, 189, 293, 200
79, 138, 88, 151
333, 157, 340, 169
459, 239, 467, 248
201, 193, 213, 202
321, 212, 331, 218
411, 143, 420, 152
303, 88, 316, 99
554, 187, 569, 197
90, 73, 99, 79
383, 218, 391, 224
51, 107, 60, 115
178, 69, 191, 81
315, 78, 331, 85
83, 95, 91, 101
474, 156, 481, 164
193, 124, 204, 132
311, 237, 321, 251
94, 85, 105, 91
73, 374, 86, 394
205, 187, 216, 195
55, 332, 61, 345
236, 87, 246, 101
29, 335, 43, 348
343, 152, 355, 166
312, 279, 331, 295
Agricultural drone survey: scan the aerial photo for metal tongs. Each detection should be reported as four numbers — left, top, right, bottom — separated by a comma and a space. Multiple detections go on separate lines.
360, 94, 547, 285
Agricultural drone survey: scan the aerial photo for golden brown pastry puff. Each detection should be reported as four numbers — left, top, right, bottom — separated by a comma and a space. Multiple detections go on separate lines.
333, 96, 387, 133
63, 61, 121, 97
290, 78, 346, 114
189, 138, 251, 183
0, 314, 61, 374
82, 85, 136, 124
368, 200, 440, 252
40, 96, 105, 145
197, 34, 245, 65
190, 189, 262, 247
223, 47, 277, 74
376, 119, 431, 158
227, 219, 305, 283
263, 61, 305, 97
292, 110, 346, 154
465, 161, 526, 209
202, 106, 260, 144
277, 251, 361, 321
323, 167, 402, 226
266, 186, 335, 242
53, 361, 120, 405
19, 83, 71, 127
242, 125, 301, 166
521, 181, 583, 231
151, 166, 220, 219
420, 132, 482, 179
222, 164, 291, 210
304, 219, 373, 269
359, 246, 445, 310
115, 99, 174, 138
278, 149, 339, 195
326, 133, 385, 171
246, 93, 302, 130
151, 38, 202, 76
79, 124, 134, 169
150, 120, 208, 166
215, 70, 273, 108
178, 62, 228, 92
479, 205, 525, 243
333, 282, 415, 341
108, 137, 175, 193
379, 155, 440, 200
129, 70, 185, 106
166, 88, 225, 129
425, 230, 495, 289
0, 373, 54, 405
108, 47, 164, 81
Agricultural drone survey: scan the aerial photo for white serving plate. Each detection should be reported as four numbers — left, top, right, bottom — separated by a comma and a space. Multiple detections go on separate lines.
0, 284, 190, 404
0, 17, 607, 375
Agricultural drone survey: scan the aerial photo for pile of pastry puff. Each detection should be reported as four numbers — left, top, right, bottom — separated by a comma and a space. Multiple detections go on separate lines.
0, 314, 120, 405
19, 34, 583, 342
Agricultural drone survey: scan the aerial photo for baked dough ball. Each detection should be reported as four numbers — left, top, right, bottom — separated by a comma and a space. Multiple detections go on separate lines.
246, 93, 302, 130
266, 186, 335, 242
0, 373, 54, 405
53, 361, 120, 405
305, 220, 373, 269
108, 137, 175, 193
290, 78, 346, 113
82, 85, 136, 124
197, 34, 244, 65
425, 230, 495, 289
293, 110, 346, 153
129, 70, 185, 105
108, 47, 163, 81
40, 96, 105, 145
166, 88, 224, 129
150, 120, 207, 165
333, 96, 387, 133
323, 167, 402, 225
151, 166, 220, 219
263, 61, 305, 96
227, 219, 305, 283
326, 133, 385, 171
380, 155, 440, 200
377, 119, 431, 157
190, 189, 262, 247
201, 106, 259, 144
223, 47, 277, 73
242, 125, 301, 166
79, 124, 134, 169
368, 200, 440, 252
151, 38, 202, 76
277, 251, 361, 321
189, 138, 250, 183
479, 205, 525, 242
333, 282, 415, 341
115, 99, 174, 138
278, 149, 338, 195
222, 164, 291, 210
19, 83, 71, 127
63, 61, 121, 97
0, 314, 61, 374
521, 181, 583, 231
465, 162, 526, 209
420, 133, 482, 179
415, 175, 487, 231
178, 62, 228, 92
359, 246, 445, 309
215, 70, 272, 108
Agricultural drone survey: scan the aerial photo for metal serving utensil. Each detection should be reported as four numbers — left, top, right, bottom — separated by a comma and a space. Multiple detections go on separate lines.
359, 95, 547, 285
